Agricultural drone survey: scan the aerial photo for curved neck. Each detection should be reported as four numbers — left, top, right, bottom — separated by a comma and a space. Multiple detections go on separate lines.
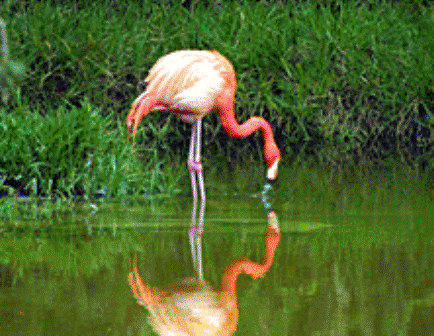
218, 106, 274, 144
217, 104, 281, 169
219, 228, 281, 299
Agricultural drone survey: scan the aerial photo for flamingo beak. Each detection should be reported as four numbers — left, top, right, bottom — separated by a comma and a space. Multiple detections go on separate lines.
266, 158, 279, 183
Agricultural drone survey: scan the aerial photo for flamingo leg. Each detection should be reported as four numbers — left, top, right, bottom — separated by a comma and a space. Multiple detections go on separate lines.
196, 120, 206, 282
188, 121, 198, 274
188, 118, 205, 281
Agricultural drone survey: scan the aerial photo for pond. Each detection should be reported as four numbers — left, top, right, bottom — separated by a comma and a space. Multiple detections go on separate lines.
0, 165, 433, 335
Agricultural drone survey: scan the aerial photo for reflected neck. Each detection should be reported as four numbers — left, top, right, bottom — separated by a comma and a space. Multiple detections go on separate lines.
219, 228, 281, 298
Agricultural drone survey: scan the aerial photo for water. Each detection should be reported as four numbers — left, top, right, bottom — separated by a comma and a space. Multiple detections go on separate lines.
1, 166, 433, 335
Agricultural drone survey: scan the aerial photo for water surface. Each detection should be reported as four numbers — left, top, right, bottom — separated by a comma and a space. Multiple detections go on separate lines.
1, 166, 433, 335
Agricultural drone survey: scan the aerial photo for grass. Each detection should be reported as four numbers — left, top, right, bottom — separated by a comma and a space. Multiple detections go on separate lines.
1, 0, 434, 198
0, 100, 183, 199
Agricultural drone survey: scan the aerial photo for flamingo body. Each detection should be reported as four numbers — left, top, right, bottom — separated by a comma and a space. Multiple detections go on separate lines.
145, 50, 230, 118
126, 51, 281, 274
126, 49, 281, 180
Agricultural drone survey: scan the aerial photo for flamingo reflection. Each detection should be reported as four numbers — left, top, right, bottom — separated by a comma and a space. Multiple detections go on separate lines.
128, 211, 280, 336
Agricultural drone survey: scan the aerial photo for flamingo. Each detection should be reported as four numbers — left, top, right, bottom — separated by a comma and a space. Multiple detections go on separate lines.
126, 50, 281, 272
128, 212, 281, 336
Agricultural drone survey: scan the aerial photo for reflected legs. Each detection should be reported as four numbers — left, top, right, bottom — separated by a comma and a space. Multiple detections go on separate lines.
188, 118, 205, 281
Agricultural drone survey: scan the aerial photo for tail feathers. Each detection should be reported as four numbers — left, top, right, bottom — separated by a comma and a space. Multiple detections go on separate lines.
126, 92, 159, 142
128, 258, 161, 307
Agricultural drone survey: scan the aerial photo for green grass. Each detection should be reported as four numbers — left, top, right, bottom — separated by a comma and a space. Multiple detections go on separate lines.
1, 0, 434, 198
0, 100, 183, 199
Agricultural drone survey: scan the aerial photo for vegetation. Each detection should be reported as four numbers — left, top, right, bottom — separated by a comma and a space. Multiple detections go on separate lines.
1, 0, 433, 198
0, 101, 183, 199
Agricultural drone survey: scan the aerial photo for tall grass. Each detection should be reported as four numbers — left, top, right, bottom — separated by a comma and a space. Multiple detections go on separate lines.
0, 99, 182, 198
1, 0, 433, 197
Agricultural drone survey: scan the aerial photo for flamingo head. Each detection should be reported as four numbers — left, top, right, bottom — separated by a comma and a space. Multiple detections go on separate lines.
264, 142, 281, 182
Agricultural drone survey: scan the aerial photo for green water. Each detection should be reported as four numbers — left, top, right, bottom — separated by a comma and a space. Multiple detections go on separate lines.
1, 166, 434, 335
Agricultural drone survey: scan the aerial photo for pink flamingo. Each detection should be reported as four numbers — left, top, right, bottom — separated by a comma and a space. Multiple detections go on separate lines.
126, 50, 281, 275
128, 214, 281, 336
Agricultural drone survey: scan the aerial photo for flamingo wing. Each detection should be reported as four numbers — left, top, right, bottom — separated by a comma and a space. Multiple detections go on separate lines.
146, 50, 233, 116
